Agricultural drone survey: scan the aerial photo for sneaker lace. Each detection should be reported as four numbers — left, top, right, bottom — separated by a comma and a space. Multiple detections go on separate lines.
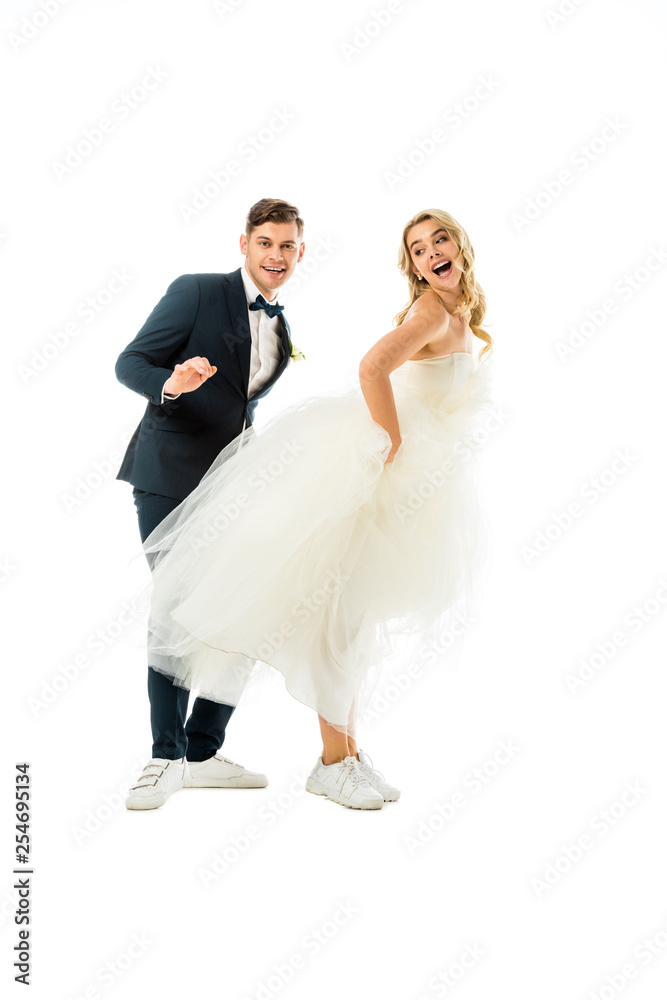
358, 752, 385, 783
338, 758, 372, 788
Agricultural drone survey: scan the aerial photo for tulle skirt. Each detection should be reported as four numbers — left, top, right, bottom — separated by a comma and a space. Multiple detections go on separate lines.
142, 355, 495, 733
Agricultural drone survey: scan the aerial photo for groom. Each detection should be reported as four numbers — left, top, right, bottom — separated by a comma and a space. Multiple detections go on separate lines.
115, 197, 305, 809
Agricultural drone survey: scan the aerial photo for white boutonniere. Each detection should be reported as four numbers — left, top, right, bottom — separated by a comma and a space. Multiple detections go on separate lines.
289, 339, 306, 361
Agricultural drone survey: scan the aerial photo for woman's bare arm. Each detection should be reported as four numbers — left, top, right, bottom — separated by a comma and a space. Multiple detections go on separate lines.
359, 292, 449, 461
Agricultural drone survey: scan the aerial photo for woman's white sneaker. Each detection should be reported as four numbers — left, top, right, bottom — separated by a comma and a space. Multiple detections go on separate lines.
305, 756, 384, 809
125, 757, 189, 810
357, 749, 401, 801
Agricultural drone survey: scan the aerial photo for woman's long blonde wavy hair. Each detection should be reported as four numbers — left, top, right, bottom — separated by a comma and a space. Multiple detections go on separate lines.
394, 209, 493, 361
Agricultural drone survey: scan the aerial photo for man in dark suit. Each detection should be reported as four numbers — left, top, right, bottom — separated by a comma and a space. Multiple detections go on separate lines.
115, 197, 305, 809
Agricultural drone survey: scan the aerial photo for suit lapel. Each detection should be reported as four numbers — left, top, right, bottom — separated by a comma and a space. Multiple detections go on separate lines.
221, 268, 251, 385
278, 312, 290, 361
223, 267, 291, 400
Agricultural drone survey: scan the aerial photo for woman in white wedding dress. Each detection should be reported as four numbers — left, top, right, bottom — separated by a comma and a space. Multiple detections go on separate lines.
142, 208, 495, 809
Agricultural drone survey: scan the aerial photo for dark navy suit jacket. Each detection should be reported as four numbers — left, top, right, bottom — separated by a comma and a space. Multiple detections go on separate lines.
115, 268, 291, 501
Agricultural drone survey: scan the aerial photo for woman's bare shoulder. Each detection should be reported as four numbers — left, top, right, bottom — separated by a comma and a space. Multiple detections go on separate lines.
403, 290, 450, 332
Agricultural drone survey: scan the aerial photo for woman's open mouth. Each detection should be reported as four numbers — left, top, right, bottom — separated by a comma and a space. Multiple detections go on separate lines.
431, 260, 452, 278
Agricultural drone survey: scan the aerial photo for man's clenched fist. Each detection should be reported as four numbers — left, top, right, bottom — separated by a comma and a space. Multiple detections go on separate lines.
164, 356, 217, 395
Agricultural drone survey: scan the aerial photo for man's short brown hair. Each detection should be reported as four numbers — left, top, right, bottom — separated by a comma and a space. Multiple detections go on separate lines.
245, 198, 304, 239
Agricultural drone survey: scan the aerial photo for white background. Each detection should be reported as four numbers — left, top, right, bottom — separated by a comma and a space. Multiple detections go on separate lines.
4, 0, 667, 997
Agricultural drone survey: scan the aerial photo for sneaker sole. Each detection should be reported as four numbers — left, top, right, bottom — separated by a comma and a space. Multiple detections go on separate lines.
305, 777, 383, 810
126, 797, 169, 810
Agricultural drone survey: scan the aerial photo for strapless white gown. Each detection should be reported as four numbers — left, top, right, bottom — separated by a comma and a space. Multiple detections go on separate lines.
143, 351, 495, 731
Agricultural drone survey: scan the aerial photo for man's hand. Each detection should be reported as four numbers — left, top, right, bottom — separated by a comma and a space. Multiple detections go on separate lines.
163, 356, 217, 395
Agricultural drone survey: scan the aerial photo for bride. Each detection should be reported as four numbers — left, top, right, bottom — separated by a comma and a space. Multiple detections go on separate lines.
141, 208, 495, 810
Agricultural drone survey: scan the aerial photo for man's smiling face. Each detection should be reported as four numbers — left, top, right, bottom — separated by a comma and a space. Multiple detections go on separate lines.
240, 221, 304, 300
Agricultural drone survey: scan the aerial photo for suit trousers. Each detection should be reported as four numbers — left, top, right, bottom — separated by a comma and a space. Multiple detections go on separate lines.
132, 487, 234, 761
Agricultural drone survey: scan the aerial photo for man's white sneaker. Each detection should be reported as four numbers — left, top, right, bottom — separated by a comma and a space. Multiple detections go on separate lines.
125, 757, 188, 810
184, 753, 268, 788
357, 749, 401, 802
305, 756, 384, 810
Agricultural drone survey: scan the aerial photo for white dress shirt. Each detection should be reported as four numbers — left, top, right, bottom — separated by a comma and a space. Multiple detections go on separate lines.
161, 266, 285, 403
240, 265, 284, 397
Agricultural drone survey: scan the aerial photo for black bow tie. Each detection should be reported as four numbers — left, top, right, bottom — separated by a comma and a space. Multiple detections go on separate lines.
249, 294, 284, 319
